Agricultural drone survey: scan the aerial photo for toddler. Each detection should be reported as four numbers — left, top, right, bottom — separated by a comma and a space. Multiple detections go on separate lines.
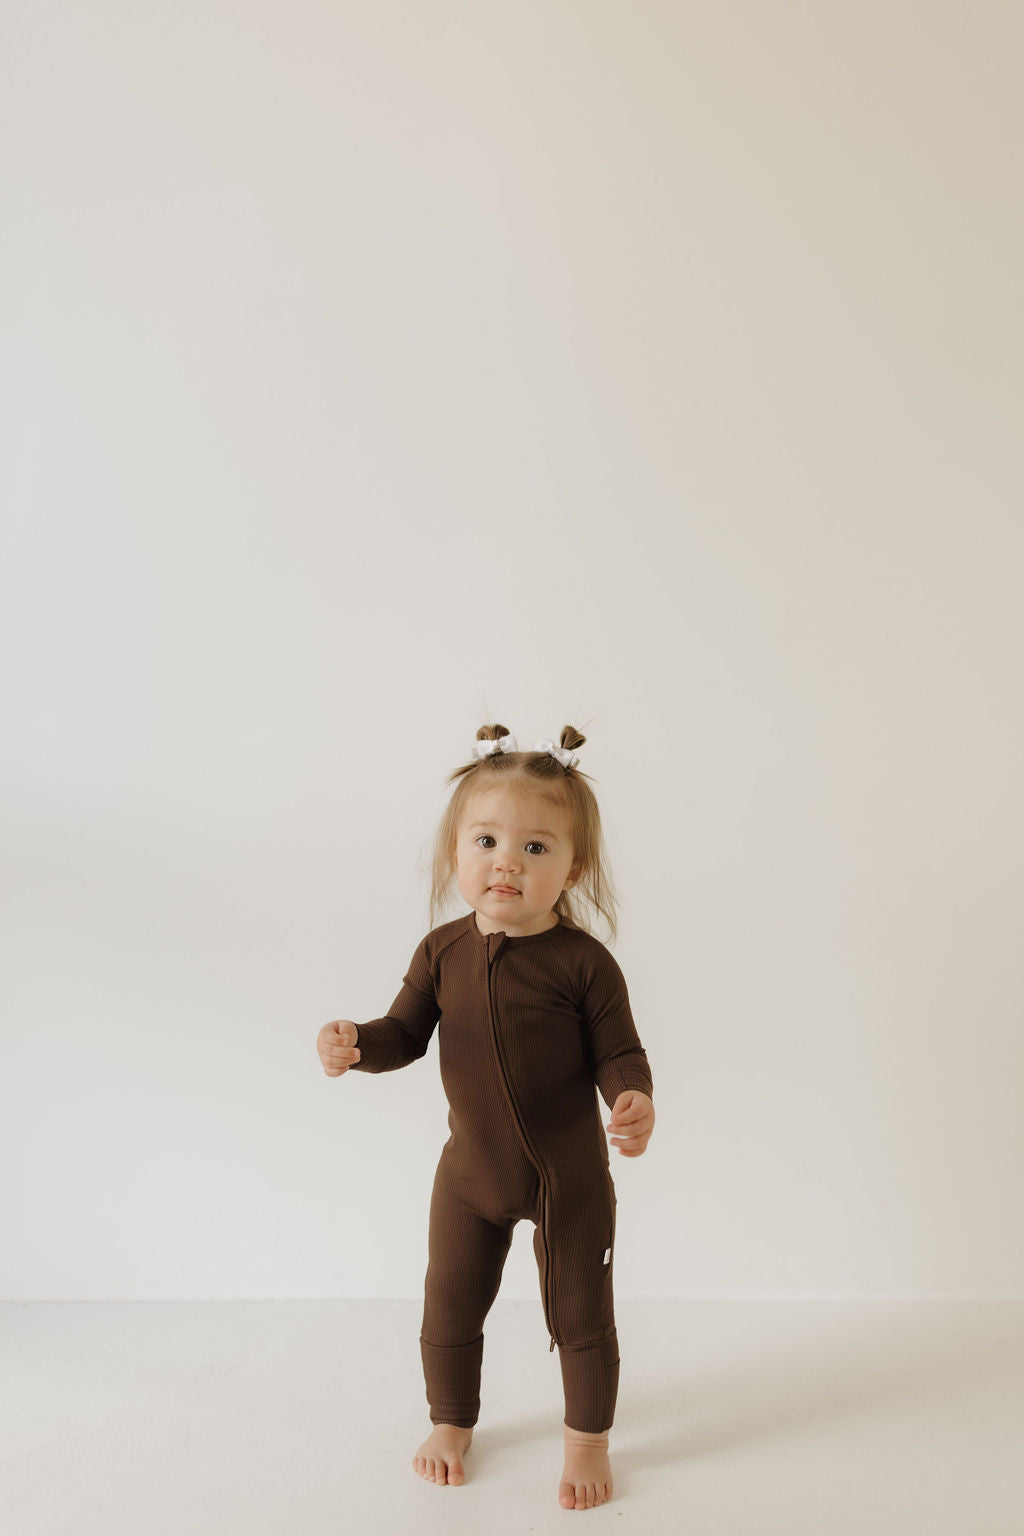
316, 723, 655, 1510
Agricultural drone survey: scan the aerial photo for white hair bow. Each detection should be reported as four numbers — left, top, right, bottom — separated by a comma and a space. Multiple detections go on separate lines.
533, 737, 580, 770
470, 733, 580, 770
471, 733, 518, 758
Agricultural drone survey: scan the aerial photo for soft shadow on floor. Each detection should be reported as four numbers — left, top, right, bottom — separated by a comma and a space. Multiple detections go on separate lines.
612, 1302, 1024, 1474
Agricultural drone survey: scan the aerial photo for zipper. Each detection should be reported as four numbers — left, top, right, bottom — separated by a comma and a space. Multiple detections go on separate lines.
485, 932, 560, 1351
543, 1178, 555, 1350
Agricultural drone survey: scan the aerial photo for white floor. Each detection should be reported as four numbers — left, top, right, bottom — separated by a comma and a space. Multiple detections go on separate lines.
1, 1298, 1021, 1535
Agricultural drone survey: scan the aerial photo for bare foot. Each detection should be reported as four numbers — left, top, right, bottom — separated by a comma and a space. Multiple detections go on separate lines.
559, 1425, 613, 1508
412, 1422, 474, 1485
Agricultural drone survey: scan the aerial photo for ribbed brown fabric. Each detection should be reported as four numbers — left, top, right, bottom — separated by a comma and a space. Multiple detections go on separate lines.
349, 909, 653, 1433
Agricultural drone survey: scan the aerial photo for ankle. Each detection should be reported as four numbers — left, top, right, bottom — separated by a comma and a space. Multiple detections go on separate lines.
564, 1425, 609, 1445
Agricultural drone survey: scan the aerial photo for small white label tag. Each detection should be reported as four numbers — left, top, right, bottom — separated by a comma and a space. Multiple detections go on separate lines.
603, 1247, 611, 1265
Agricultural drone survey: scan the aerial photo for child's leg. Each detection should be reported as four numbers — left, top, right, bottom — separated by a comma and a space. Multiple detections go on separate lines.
420, 1159, 515, 1428
537, 1183, 620, 1433
555, 1335, 620, 1434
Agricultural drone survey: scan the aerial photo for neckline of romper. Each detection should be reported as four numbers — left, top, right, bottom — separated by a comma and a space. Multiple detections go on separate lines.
465, 910, 563, 945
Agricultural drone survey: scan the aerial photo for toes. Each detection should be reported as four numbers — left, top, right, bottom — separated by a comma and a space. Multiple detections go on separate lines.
414, 1447, 468, 1487
559, 1468, 612, 1509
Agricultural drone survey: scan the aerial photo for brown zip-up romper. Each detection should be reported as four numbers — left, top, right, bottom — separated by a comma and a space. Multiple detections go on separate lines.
349, 909, 654, 1433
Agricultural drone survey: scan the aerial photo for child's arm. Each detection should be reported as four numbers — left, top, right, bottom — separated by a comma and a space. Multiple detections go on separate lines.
342, 935, 440, 1075
578, 944, 654, 1112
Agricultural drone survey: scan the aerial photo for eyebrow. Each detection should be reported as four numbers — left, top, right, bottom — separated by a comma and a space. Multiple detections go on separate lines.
468, 821, 561, 840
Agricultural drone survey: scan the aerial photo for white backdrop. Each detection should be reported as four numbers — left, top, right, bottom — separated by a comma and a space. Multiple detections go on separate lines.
2, 2, 1021, 1302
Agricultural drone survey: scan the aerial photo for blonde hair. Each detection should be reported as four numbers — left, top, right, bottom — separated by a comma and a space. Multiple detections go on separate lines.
428, 722, 620, 945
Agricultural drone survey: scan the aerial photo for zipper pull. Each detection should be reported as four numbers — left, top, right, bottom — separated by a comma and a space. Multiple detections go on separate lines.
550, 1336, 556, 1352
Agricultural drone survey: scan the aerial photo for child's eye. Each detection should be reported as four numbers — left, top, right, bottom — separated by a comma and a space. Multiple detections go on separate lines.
474, 835, 547, 855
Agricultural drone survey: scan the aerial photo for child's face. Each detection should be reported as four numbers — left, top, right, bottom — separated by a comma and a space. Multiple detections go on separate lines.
455, 784, 579, 936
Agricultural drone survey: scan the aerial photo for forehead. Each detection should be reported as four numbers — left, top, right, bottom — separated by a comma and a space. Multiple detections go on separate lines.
462, 788, 568, 836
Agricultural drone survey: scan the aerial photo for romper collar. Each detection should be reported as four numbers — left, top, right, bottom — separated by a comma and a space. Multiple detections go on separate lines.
464, 910, 562, 945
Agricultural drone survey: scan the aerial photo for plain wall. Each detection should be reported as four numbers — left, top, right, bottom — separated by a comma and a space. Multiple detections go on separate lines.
2, 1, 1022, 1300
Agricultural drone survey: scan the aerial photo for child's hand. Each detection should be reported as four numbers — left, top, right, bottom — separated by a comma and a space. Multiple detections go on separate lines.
606, 1090, 655, 1157
317, 1019, 361, 1077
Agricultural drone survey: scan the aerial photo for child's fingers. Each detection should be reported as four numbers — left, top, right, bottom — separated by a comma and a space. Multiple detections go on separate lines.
608, 1115, 652, 1135
321, 1045, 361, 1075
609, 1103, 647, 1126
